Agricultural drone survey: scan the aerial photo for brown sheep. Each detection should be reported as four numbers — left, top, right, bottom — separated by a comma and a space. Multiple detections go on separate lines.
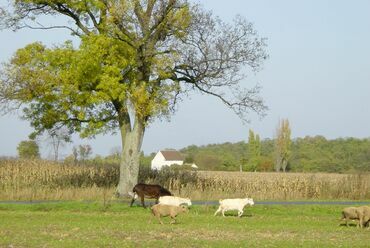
355, 206, 370, 229
340, 207, 360, 227
151, 204, 188, 224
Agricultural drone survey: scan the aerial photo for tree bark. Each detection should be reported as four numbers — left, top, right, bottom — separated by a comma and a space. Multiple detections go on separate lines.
116, 118, 145, 197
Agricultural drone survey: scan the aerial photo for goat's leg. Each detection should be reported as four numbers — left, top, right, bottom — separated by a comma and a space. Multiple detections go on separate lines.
130, 196, 135, 207
238, 210, 243, 218
214, 207, 222, 216
140, 195, 146, 208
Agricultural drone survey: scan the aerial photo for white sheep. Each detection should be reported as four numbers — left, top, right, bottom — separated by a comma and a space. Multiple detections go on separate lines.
158, 196, 192, 206
214, 197, 254, 217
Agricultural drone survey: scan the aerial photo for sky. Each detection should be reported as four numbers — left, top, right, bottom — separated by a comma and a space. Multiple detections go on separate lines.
1, 0, 370, 158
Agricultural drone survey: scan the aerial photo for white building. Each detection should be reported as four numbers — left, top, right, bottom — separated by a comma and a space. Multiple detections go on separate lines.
151, 150, 184, 170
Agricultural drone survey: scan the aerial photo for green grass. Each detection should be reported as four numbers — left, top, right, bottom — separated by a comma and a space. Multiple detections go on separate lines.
0, 202, 369, 247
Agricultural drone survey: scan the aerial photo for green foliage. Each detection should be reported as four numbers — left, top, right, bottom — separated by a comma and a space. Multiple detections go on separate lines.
180, 136, 370, 173
274, 119, 292, 172
139, 152, 153, 169
246, 129, 261, 171
290, 136, 370, 172
2, 35, 135, 137
61, 134, 370, 174
16, 140, 40, 159
181, 142, 248, 171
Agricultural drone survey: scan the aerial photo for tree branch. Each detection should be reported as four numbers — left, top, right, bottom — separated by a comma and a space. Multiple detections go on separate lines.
20, 22, 80, 36
51, 3, 91, 35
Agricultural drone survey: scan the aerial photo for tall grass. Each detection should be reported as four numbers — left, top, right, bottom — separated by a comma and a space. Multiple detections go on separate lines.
1, 159, 369, 201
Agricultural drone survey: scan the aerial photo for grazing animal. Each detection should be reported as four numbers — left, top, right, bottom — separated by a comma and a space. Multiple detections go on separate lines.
214, 197, 254, 217
151, 204, 189, 224
130, 183, 172, 208
341, 207, 361, 227
159, 196, 192, 206
355, 206, 370, 229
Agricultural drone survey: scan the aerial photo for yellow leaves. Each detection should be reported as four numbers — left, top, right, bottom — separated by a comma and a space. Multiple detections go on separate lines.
2, 0, 193, 136
152, 54, 176, 79
129, 82, 151, 118
97, 72, 128, 101
127, 79, 179, 124
169, 5, 191, 39
11, 42, 45, 65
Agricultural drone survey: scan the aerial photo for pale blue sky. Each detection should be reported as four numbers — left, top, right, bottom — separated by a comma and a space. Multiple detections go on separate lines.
1, 0, 370, 158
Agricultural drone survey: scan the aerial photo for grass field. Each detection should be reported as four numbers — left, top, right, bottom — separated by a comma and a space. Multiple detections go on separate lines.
0, 202, 369, 247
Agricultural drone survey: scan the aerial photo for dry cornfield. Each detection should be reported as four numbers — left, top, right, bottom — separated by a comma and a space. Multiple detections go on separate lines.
0, 159, 118, 201
1, 159, 369, 201
181, 171, 370, 200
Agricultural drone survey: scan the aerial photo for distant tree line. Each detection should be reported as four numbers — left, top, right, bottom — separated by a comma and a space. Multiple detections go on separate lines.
179, 136, 370, 173
14, 135, 370, 173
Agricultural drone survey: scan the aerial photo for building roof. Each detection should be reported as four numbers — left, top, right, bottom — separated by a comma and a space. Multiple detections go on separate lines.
160, 150, 184, 161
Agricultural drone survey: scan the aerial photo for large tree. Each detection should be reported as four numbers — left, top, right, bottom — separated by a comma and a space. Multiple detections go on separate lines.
0, 0, 268, 196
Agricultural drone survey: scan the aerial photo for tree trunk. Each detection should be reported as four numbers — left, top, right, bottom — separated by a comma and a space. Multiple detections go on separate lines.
116, 119, 145, 197
115, 54, 149, 197
275, 157, 281, 172
282, 159, 287, 172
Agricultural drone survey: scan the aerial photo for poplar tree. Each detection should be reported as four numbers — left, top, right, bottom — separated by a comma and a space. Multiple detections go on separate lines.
274, 119, 291, 172
247, 129, 261, 171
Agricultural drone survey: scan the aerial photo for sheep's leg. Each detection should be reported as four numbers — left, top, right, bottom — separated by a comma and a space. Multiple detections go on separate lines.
345, 218, 349, 227
214, 207, 222, 216
356, 220, 360, 228
149, 210, 156, 224
359, 217, 364, 228
157, 215, 163, 225
364, 219, 370, 229
222, 210, 225, 217
148, 213, 153, 224
170, 216, 176, 224
339, 216, 346, 226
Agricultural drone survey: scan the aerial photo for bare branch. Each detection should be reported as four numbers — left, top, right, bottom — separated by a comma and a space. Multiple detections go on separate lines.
20, 22, 80, 36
